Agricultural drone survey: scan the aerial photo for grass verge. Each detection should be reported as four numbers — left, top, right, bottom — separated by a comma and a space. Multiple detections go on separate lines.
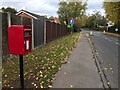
2, 32, 80, 88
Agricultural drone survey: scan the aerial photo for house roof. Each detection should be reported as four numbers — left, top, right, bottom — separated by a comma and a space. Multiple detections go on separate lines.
49, 16, 61, 24
16, 10, 47, 20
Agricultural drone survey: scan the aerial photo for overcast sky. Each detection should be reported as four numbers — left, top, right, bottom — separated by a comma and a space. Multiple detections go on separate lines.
0, 0, 106, 17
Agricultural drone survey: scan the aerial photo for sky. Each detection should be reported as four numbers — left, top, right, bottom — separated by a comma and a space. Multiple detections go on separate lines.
0, 0, 106, 17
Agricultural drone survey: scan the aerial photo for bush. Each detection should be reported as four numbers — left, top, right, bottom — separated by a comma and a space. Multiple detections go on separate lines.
73, 23, 81, 32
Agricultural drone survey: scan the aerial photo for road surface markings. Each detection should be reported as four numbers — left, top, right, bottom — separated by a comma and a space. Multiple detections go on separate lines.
115, 39, 119, 42
108, 39, 112, 42
110, 68, 113, 70
115, 42, 120, 45
85, 33, 111, 89
103, 36, 120, 45
104, 68, 107, 70
64, 72, 67, 75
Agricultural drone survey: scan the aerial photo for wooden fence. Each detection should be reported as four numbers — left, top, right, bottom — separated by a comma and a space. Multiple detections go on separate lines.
46, 21, 68, 43
0, 12, 69, 61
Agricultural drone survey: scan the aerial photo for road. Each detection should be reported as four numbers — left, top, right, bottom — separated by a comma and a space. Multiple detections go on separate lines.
84, 30, 119, 88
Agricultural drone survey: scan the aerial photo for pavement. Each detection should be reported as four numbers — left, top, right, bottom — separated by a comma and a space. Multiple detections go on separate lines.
52, 32, 102, 88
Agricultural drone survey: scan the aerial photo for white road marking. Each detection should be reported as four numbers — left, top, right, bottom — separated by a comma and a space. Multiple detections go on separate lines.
115, 42, 120, 45
92, 32, 120, 45
115, 42, 118, 44
108, 40, 112, 42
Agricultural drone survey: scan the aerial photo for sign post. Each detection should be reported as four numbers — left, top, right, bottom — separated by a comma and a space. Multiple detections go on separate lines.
70, 18, 74, 25
70, 18, 74, 34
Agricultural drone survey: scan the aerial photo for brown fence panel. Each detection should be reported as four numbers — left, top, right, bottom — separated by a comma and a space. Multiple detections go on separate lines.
11, 14, 32, 26
59, 24, 61, 37
63, 25, 65, 35
61, 24, 64, 36
47, 22, 68, 42
0, 13, 2, 62
57, 24, 60, 37
33, 19, 44, 47
22, 17, 32, 28
55, 23, 57, 38
46, 21, 52, 42
66, 25, 68, 34
64, 25, 66, 35
11, 14, 22, 25
60, 24, 62, 36
1, 13, 9, 60
52, 22, 56, 40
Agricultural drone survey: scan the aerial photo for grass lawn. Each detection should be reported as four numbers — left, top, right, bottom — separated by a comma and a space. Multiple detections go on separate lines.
2, 32, 80, 88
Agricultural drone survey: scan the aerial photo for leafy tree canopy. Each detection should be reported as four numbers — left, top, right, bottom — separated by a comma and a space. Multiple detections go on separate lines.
86, 11, 107, 28
103, 2, 120, 24
1, 7, 17, 14
57, 1, 87, 24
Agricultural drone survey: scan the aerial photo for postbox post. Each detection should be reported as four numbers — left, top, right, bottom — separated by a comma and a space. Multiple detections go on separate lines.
19, 55, 24, 89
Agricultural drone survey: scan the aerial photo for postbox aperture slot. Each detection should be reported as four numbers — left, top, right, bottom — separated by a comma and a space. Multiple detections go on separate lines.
24, 31, 30, 37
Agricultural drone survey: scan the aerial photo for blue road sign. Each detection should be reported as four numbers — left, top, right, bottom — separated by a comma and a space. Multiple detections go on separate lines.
70, 19, 74, 25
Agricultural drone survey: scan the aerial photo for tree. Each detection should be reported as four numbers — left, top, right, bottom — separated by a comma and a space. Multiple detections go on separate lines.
1, 7, 17, 14
86, 11, 107, 30
103, 2, 120, 24
86, 15, 95, 28
57, 1, 87, 24
80, 15, 88, 28
92, 11, 107, 27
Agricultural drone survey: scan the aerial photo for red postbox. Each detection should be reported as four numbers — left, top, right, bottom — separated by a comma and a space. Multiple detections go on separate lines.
8, 25, 32, 55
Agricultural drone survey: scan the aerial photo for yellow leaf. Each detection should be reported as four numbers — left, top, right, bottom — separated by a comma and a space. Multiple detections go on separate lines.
40, 71, 42, 74
33, 84, 36, 87
40, 85, 43, 88
5, 75, 7, 77
64, 72, 66, 75
36, 77, 39, 80
70, 84, 73, 88
48, 85, 52, 88
40, 74, 43, 77
107, 82, 110, 85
